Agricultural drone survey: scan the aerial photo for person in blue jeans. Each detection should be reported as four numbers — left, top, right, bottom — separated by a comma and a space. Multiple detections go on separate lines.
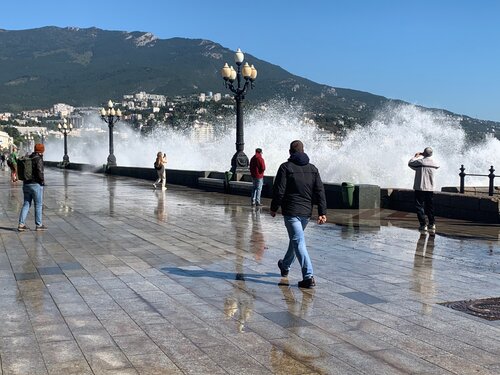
18, 143, 47, 232
270, 140, 327, 288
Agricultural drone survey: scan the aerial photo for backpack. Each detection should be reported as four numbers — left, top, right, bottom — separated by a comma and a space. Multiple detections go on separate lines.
17, 156, 34, 181
154, 162, 162, 170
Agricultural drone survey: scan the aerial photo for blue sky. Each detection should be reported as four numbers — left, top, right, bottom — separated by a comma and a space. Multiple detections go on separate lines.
3, 0, 500, 121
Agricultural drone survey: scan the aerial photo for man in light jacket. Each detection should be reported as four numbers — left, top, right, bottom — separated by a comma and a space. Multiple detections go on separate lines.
408, 147, 440, 232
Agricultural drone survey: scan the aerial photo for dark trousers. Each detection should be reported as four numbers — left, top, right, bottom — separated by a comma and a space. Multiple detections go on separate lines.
414, 190, 434, 226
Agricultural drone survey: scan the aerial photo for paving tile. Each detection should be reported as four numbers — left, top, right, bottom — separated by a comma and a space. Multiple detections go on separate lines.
0, 352, 48, 375
14, 272, 40, 280
39, 340, 86, 364
425, 354, 496, 375
33, 323, 74, 343
100, 317, 143, 336
37, 266, 64, 275
261, 311, 314, 329
84, 348, 134, 372
128, 354, 184, 375
59, 262, 84, 270
45, 360, 93, 375
113, 334, 162, 356
340, 291, 388, 305
74, 330, 118, 351
65, 314, 105, 332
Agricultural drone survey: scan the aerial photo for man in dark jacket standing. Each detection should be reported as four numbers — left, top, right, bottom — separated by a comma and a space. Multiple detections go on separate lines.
270, 140, 327, 288
18, 143, 46, 231
249, 148, 266, 206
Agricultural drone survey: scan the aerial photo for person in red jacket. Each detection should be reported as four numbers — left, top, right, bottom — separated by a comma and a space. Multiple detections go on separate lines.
249, 148, 266, 206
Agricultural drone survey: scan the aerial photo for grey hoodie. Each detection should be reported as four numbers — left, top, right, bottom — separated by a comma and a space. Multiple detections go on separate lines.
408, 156, 440, 191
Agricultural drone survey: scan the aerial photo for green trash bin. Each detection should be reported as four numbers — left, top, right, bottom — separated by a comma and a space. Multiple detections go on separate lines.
341, 182, 355, 208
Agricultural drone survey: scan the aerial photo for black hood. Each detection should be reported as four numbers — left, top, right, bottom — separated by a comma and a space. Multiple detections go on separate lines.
288, 152, 310, 166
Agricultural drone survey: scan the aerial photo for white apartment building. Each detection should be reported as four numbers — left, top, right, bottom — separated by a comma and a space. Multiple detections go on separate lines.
52, 103, 74, 117
22, 110, 50, 120
0, 113, 12, 121
14, 126, 48, 137
0, 130, 14, 150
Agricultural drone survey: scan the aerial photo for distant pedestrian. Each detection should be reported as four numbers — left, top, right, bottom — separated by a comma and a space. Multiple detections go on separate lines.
0, 153, 5, 169
408, 147, 440, 233
270, 140, 327, 288
18, 143, 46, 231
153, 151, 167, 190
250, 148, 266, 206
7, 147, 18, 182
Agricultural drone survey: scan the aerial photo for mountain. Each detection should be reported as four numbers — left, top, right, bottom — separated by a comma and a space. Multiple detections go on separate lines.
0, 26, 498, 139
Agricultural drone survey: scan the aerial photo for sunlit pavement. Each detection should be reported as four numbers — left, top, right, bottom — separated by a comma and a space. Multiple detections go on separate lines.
1, 168, 500, 375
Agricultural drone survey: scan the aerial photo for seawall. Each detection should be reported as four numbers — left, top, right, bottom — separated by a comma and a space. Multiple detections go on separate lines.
45, 162, 500, 223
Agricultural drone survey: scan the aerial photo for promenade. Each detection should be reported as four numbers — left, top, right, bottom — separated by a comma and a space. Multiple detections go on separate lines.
1, 167, 500, 375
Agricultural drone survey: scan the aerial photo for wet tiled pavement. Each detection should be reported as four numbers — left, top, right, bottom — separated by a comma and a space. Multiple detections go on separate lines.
1, 168, 500, 374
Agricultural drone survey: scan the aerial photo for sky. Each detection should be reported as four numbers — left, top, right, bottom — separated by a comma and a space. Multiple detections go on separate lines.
3, 0, 500, 121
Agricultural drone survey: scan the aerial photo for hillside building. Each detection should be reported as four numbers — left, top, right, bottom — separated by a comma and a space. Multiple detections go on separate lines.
52, 103, 74, 117
0, 130, 14, 150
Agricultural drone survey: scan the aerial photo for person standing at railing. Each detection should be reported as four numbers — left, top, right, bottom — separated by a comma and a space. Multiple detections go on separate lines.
408, 147, 440, 233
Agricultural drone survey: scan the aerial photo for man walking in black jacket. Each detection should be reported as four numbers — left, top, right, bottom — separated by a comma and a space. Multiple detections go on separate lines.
270, 140, 327, 288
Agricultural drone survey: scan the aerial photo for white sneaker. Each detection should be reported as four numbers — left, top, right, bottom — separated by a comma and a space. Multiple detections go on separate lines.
428, 224, 436, 232
419, 225, 428, 232
153, 183, 156, 189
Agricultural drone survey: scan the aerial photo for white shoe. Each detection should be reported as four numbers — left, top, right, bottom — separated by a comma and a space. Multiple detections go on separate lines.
153, 183, 157, 189
428, 224, 436, 232
419, 225, 428, 232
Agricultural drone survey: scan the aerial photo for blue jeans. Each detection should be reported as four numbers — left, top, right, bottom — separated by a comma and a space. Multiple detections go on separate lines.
251, 178, 263, 204
19, 183, 43, 226
282, 216, 313, 279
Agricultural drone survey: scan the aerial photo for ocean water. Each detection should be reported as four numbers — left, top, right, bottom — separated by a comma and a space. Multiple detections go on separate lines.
44, 102, 500, 189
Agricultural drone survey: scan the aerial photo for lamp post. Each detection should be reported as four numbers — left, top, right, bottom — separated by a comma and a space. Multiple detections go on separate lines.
37, 130, 46, 144
57, 118, 73, 166
221, 48, 257, 176
24, 134, 33, 154
100, 100, 121, 167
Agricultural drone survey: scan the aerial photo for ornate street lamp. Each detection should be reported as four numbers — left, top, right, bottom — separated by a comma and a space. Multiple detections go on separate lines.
221, 48, 258, 176
100, 100, 121, 167
23, 134, 34, 154
57, 118, 73, 166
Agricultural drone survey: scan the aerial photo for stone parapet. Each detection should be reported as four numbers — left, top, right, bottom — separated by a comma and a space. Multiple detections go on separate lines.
381, 188, 500, 223
45, 162, 496, 222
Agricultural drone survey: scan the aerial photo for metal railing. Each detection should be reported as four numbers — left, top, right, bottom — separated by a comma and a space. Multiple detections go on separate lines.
459, 165, 496, 196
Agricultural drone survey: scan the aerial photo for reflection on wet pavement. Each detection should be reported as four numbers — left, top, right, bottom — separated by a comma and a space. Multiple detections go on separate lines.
0, 167, 499, 374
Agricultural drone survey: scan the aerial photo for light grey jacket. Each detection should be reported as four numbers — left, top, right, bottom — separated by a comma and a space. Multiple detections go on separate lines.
408, 156, 440, 191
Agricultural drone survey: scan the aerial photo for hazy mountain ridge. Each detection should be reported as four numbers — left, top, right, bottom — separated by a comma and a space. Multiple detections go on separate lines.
0, 26, 498, 139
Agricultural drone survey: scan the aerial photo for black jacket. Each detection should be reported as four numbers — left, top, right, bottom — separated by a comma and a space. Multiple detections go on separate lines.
270, 152, 327, 217
24, 152, 44, 186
